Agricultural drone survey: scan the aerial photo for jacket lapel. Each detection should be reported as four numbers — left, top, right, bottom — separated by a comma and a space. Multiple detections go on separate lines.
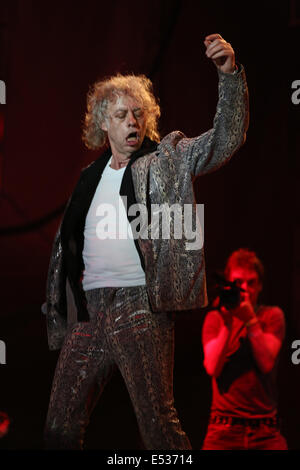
120, 137, 158, 220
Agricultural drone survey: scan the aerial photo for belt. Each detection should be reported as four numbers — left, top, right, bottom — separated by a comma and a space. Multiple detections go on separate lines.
209, 415, 280, 428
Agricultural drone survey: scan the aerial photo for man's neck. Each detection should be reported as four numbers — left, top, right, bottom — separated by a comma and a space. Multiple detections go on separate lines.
110, 153, 131, 170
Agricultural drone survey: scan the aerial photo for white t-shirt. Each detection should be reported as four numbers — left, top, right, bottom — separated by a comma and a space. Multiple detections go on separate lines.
82, 157, 146, 290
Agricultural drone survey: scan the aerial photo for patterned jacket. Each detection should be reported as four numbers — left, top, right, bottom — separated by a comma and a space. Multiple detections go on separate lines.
45, 66, 249, 350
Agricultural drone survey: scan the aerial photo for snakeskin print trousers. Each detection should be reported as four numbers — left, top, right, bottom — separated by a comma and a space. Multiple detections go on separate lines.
44, 285, 191, 449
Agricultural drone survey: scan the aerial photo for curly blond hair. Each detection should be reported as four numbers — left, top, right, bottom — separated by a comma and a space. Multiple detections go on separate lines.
82, 73, 161, 150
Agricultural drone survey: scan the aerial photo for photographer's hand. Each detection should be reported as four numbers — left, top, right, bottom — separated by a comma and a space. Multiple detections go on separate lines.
229, 293, 257, 325
219, 305, 234, 327
229, 295, 282, 374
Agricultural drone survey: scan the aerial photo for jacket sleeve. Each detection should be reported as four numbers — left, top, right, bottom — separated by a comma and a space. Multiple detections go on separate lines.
175, 64, 249, 177
44, 220, 68, 351
43, 166, 92, 350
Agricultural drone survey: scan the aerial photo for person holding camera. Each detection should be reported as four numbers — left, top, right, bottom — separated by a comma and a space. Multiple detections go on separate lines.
201, 248, 287, 450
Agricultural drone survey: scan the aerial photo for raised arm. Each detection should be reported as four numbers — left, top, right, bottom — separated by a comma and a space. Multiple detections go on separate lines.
174, 33, 249, 177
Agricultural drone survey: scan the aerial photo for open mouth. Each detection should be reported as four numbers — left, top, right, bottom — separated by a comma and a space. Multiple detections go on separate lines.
126, 131, 139, 144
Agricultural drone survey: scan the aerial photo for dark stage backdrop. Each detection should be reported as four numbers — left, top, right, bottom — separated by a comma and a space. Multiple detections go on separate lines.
0, 0, 299, 450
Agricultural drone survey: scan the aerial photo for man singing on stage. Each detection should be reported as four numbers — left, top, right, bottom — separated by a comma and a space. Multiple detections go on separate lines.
43, 34, 249, 449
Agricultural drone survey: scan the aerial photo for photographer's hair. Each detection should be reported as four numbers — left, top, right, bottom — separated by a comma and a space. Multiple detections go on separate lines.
82, 73, 161, 150
225, 248, 264, 284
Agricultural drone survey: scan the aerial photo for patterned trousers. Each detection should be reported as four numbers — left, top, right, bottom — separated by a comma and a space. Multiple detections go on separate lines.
44, 285, 191, 450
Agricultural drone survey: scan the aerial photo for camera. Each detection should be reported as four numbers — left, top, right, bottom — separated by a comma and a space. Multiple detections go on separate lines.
213, 272, 244, 310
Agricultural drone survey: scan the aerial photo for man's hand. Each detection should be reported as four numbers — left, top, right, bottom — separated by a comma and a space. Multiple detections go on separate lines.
219, 305, 233, 327
230, 297, 256, 324
204, 33, 236, 74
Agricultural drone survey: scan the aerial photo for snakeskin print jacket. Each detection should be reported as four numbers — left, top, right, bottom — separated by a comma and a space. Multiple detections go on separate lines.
45, 66, 249, 350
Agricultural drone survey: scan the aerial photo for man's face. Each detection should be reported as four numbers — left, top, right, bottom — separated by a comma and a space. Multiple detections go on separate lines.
227, 266, 262, 308
101, 94, 147, 159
